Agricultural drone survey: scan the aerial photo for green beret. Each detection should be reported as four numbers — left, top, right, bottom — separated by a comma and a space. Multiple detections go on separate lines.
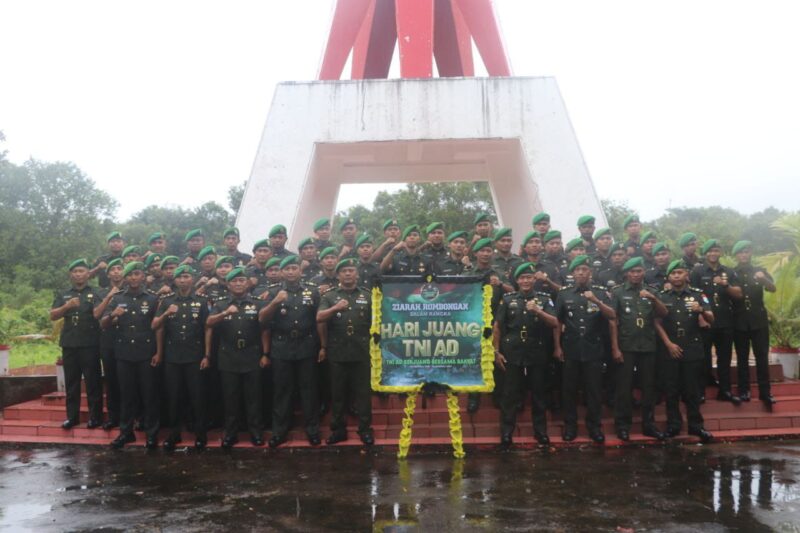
265, 257, 283, 269
532, 212, 550, 225
319, 246, 338, 259
565, 238, 585, 253
197, 245, 216, 261
471, 237, 494, 253
298, 237, 315, 250
356, 234, 373, 248
401, 224, 421, 241
426, 222, 444, 234
252, 238, 271, 252
622, 214, 640, 228
335, 258, 358, 272
513, 262, 536, 280
678, 232, 697, 248
173, 265, 194, 278
493, 227, 512, 241
447, 231, 468, 243
147, 232, 165, 244
382, 219, 400, 231
122, 261, 145, 277
610, 242, 626, 254
337, 217, 356, 232
639, 230, 657, 245
577, 215, 595, 227
568, 255, 591, 272
122, 245, 141, 257
666, 259, 689, 276
473, 212, 492, 226
215, 256, 235, 269
593, 227, 612, 239
269, 224, 287, 238
279, 255, 300, 269
106, 231, 123, 242
701, 239, 721, 256
522, 230, 541, 245
68, 258, 90, 271
184, 228, 203, 241
313, 218, 330, 232
652, 242, 669, 255
732, 240, 752, 255
223, 227, 239, 238
105, 258, 123, 272
160, 256, 180, 267
225, 267, 247, 282
543, 230, 562, 243
622, 257, 645, 273
143, 253, 163, 268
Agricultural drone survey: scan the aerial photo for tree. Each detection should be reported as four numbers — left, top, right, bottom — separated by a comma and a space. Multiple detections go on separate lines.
601, 199, 636, 241
228, 181, 245, 214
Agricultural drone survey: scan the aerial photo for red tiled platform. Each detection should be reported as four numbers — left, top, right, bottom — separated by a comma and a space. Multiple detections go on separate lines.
2, 366, 799, 450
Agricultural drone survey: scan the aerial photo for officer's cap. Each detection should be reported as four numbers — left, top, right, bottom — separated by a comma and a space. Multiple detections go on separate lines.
471, 237, 494, 253
197, 245, 216, 261
513, 262, 537, 280
68, 258, 90, 271
543, 230, 562, 243
269, 224, 287, 238
732, 240, 752, 255
622, 257, 645, 273
225, 267, 247, 282
568, 255, 591, 272
184, 228, 203, 242
532, 212, 550, 225
122, 261, 145, 278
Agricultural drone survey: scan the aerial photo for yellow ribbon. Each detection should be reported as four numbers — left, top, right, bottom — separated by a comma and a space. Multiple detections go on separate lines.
446, 390, 466, 458
397, 390, 420, 458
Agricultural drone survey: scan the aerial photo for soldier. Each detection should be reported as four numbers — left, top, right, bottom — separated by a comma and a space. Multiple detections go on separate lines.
553, 255, 616, 443
312, 247, 340, 292
194, 246, 217, 287
50, 259, 104, 430
247, 239, 273, 290
494, 262, 558, 446
91, 231, 125, 288
269, 225, 291, 259
298, 237, 322, 282
121, 245, 142, 264
691, 239, 744, 403
679, 232, 702, 268
577, 215, 597, 254
470, 212, 495, 250
622, 214, 642, 257
146, 232, 167, 257
560, 238, 587, 287
491, 228, 524, 282
645, 242, 672, 290
380, 225, 432, 276
317, 258, 375, 446
532, 212, 551, 239
421, 222, 448, 264
337, 217, 359, 259
207, 267, 269, 448
731, 240, 777, 408
591, 227, 613, 273
222, 227, 252, 266
153, 256, 180, 297
201, 256, 234, 304
93, 258, 125, 430
261, 256, 323, 448
639, 231, 657, 269
312, 218, 333, 251
101, 262, 160, 449
144, 252, 164, 291
519, 231, 561, 297
655, 260, 714, 443
181, 229, 205, 265
596, 243, 628, 291
542, 230, 569, 271
152, 265, 209, 449
433, 231, 469, 275
370, 219, 401, 262
609, 257, 668, 441
354, 234, 381, 290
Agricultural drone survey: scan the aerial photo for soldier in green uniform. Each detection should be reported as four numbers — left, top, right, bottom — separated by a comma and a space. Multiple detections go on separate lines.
50, 259, 104, 430
596, 243, 628, 290
518, 231, 562, 297
380, 225, 432, 276
679, 232, 702, 268
559, 237, 587, 287
622, 214, 642, 257
181, 229, 205, 265
655, 260, 714, 442
577, 215, 597, 254
152, 265, 209, 449
152, 256, 180, 297
312, 247, 340, 292
101, 262, 161, 449
222, 227, 252, 266
494, 262, 559, 446
609, 257, 668, 441
553, 255, 617, 443
691, 239, 743, 402
433, 231, 469, 275
247, 239, 273, 290
470, 212, 495, 251
269, 225, 291, 259
645, 243, 672, 290
261, 256, 323, 448
532, 212, 551, 239
207, 267, 269, 448
317, 258, 375, 445
312, 218, 333, 251
201, 256, 234, 304
639, 231, 658, 269
144, 252, 164, 291
121, 245, 142, 264
731, 240, 777, 407
591, 227, 613, 273
91, 231, 125, 288
146, 232, 167, 258
420, 222, 448, 264
542, 230, 569, 271
337, 218, 359, 259
194, 245, 217, 286
298, 237, 322, 282
370, 219, 401, 262
491, 227, 524, 282
354, 234, 381, 290
93, 258, 125, 429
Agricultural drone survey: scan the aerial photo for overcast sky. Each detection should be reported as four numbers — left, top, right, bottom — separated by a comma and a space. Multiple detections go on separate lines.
1, 0, 798, 222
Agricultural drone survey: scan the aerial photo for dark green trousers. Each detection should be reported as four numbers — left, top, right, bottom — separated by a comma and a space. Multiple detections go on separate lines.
329, 360, 372, 435
614, 350, 656, 431
501, 362, 547, 436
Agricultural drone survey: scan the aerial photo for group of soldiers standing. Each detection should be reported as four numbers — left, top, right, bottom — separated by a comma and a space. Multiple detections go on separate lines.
51, 211, 776, 449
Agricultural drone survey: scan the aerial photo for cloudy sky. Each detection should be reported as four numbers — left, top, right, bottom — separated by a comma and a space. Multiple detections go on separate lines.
1, 0, 798, 222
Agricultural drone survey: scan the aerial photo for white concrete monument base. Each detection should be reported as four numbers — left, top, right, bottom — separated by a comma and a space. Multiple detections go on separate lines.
237, 76, 605, 250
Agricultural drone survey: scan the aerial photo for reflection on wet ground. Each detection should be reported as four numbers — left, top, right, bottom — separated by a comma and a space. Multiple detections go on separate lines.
0, 441, 798, 531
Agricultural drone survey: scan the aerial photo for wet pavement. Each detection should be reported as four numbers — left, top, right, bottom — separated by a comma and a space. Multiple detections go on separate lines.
0, 441, 799, 532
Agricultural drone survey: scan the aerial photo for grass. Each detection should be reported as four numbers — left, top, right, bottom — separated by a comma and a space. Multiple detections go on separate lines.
6, 341, 60, 369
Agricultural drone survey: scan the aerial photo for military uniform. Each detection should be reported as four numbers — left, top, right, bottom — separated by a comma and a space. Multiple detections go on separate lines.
319, 285, 373, 438
246, 263, 269, 291
53, 285, 103, 425
313, 238, 333, 251
492, 253, 525, 283
591, 252, 610, 275
496, 290, 555, 439
265, 282, 321, 440
422, 245, 448, 265
733, 263, 774, 399
157, 292, 209, 442
231, 251, 253, 267
645, 266, 668, 291
93, 253, 121, 289
357, 260, 381, 290
385, 250, 431, 276
204, 278, 230, 305
624, 238, 641, 258
210, 294, 266, 441
96, 287, 120, 426
302, 260, 323, 283
433, 254, 466, 276
311, 272, 338, 290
